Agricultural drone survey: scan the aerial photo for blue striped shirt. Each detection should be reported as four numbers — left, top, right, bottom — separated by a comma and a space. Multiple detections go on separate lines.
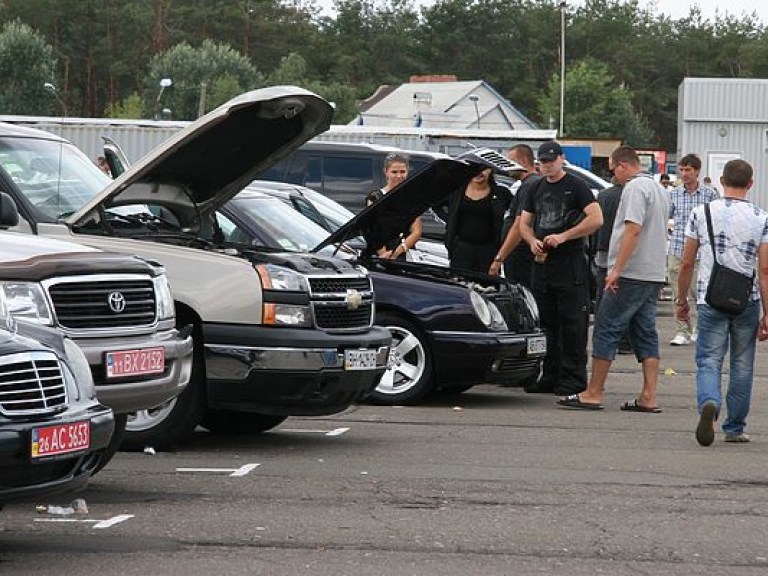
668, 183, 718, 257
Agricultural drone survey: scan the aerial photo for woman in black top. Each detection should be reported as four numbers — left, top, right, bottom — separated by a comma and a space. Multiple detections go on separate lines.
444, 168, 511, 273
365, 153, 422, 260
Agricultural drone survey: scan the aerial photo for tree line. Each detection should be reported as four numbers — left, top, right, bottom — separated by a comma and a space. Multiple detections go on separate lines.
1, 0, 766, 151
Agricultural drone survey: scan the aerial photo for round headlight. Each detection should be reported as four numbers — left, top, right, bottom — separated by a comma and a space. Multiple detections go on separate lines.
520, 285, 540, 322
470, 290, 492, 327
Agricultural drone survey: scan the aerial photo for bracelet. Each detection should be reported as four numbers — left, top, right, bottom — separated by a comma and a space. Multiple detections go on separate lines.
400, 240, 408, 253
675, 299, 688, 306
493, 255, 503, 263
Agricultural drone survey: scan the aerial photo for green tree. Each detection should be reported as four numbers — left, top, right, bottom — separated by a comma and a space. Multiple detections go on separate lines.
145, 39, 264, 120
539, 59, 654, 146
0, 20, 57, 114
104, 93, 144, 119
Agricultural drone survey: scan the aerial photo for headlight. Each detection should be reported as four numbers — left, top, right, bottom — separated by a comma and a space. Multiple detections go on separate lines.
488, 301, 508, 331
519, 285, 540, 323
153, 274, 176, 320
63, 338, 96, 401
257, 264, 312, 327
470, 290, 492, 327
0, 282, 53, 325
256, 264, 308, 291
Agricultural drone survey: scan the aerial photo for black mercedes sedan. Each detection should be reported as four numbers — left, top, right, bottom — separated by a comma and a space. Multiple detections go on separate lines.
0, 320, 114, 508
207, 157, 546, 405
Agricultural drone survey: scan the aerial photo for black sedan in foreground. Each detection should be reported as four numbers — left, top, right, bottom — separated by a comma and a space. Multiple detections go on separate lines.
0, 320, 114, 507
208, 158, 546, 405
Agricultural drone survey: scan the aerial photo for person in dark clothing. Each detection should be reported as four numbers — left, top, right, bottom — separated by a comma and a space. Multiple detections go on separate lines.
444, 168, 511, 273
490, 144, 542, 286
365, 152, 422, 260
595, 182, 633, 354
520, 140, 603, 396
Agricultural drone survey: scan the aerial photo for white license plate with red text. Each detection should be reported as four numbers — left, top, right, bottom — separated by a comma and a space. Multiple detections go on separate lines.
106, 347, 165, 378
31, 421, 90, 459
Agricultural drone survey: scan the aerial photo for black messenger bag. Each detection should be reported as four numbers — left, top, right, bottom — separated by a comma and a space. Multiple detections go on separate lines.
703, 203, 754, 317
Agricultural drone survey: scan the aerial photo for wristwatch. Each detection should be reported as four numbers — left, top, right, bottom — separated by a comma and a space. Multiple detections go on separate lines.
675, 298, 688, 306
493, 255, 503, 263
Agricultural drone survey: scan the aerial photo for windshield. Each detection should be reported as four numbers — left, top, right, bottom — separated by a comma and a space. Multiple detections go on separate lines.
301, 188, 355, 231
231, 195, 329, 252
0, 136, 110, 220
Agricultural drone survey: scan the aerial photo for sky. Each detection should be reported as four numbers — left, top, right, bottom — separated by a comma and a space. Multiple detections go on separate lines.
316, 0, 767, 24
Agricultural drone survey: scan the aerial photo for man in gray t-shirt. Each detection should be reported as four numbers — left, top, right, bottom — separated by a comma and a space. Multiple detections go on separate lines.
558, 146, 669, 412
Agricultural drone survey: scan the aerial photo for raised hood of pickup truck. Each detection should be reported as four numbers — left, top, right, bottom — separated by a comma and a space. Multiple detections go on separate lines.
67, 86, 333, 228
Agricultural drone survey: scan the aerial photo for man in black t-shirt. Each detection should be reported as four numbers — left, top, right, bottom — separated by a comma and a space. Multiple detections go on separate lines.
519, 141, 603, 396
490, 144, 542, 287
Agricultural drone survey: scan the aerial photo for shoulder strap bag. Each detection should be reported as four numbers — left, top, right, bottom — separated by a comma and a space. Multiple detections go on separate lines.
703, 203, 754, 317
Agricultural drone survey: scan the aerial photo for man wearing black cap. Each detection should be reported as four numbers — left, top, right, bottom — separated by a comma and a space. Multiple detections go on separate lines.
519, 140, 603, 395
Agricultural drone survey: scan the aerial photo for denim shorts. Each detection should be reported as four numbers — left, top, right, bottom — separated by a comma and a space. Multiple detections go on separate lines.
592, 278, 663, 361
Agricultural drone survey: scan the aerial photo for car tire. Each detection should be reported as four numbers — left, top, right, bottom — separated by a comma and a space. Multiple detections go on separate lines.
201, 410, 287, 435
91, 413, 127, 475
121, 322, 207, 451
368, 312, 434, 405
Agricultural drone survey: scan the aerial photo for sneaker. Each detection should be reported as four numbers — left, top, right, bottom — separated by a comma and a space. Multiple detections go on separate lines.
696, 401, 717, 446
690, 331, 698, 343
724, 433, 750, 443
670, 333, 691, 346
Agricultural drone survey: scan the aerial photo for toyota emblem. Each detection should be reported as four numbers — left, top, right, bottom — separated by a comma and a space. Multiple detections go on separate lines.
107, 291, 126, 313
345, 289, 363, 311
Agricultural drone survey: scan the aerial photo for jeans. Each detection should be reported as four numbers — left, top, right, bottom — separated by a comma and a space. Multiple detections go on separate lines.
592, 278, 662, 361
695, 301, 760, 436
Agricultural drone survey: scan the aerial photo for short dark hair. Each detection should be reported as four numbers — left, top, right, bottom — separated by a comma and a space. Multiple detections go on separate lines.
610, 146, 640, 166
383, 152, 409, 170
721, 159, 752, 189
507, 144, 535, 167
678, 154, 702, 171
659, 173, 671, 181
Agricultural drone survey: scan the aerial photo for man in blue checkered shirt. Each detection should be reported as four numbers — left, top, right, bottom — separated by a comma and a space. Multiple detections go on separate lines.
667, 154, 718, 346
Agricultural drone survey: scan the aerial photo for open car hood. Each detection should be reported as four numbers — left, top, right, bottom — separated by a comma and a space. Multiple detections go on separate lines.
313, 149, 522, 254
67, 86, 333, 227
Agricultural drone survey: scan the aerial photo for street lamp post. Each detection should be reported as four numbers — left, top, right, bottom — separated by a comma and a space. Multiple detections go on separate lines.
43, 82, 67, 117
559, 1, 566, 138
155, 78, 172, 120
469, 95, 481, 129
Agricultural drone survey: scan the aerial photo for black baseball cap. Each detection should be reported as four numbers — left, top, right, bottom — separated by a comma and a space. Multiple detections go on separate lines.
537, 140, 563, 162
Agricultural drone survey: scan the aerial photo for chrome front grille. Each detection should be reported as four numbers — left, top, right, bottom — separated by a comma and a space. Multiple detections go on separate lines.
0, 352, 67, 416
47, 278, 157, 330
308, 276, 374, 330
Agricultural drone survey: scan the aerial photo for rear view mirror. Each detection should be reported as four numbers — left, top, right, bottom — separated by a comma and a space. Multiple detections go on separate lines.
0, 192, 19, 228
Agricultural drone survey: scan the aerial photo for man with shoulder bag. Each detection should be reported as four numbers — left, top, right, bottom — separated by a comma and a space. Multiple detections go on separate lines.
676, 159, 768, 446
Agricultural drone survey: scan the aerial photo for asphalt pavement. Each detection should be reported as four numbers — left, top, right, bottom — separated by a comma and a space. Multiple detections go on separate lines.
2, 300, 768, 575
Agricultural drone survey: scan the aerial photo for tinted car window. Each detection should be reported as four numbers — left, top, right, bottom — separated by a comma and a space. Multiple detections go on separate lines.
322, 156, 374, 212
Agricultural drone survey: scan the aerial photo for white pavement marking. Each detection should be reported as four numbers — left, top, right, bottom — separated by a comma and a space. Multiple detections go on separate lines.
281, 427, 350, 436
93, 514, 134, 529
325, 427, 350, 436
175, 463, 261, 476
34, 514, 134, 529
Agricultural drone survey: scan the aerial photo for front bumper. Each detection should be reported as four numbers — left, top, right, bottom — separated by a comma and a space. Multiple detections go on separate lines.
430, 330, 546, 387
76, 327, 194, 414
202, 323, 392, 416
0, 404, 114, 505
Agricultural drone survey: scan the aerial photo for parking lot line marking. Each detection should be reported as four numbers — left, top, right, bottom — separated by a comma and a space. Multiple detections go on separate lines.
175, 463, 261, 476
281, 427, 351, 435
230, 463, 260, 477
93, 514, 134, 529
325, 427, 350, 436
34, 514, 134, 529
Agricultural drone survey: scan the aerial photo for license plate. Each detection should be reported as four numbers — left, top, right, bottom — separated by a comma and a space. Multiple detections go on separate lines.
106, 347, 165, 378
344, 349, 377, 371
527, 336, 547, 355
31, 421, 90, 459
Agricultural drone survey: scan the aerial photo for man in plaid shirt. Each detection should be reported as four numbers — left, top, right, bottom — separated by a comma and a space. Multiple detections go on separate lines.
667, 154, 719, 345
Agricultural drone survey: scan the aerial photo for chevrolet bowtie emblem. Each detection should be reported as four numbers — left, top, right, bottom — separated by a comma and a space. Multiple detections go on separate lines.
345, 289, 363, 311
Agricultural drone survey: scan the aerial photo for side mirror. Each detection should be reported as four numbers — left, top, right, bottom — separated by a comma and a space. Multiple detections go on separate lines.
0, 192, 20, 228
